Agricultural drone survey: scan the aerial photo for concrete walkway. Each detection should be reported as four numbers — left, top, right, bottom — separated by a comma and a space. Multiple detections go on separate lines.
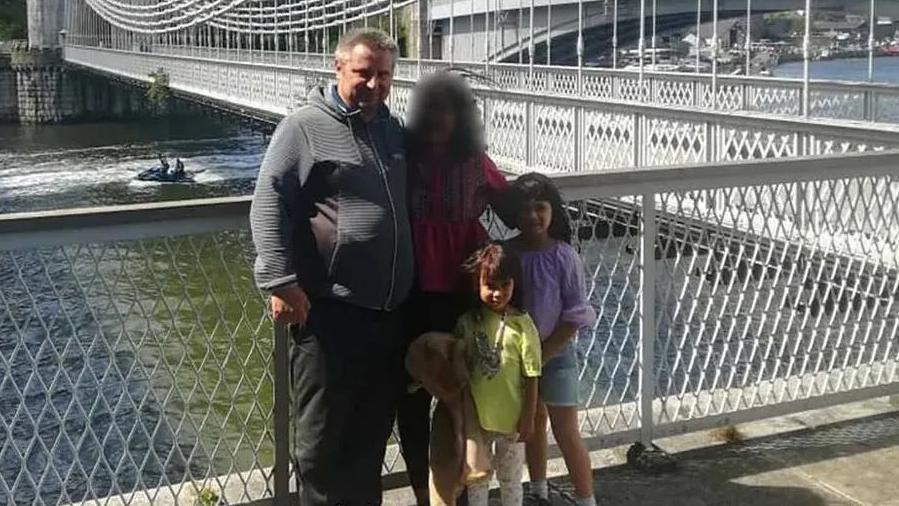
546, 396, 899, 506
386, 396, 899, 505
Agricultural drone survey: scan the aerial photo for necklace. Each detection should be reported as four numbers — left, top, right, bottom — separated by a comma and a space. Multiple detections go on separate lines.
473, 309, 507, 379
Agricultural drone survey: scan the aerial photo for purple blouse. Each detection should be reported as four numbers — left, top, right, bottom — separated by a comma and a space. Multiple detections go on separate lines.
517, 241, 596, 341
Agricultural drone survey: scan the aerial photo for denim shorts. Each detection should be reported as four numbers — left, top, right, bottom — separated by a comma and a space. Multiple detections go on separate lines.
539, 343, 580, 407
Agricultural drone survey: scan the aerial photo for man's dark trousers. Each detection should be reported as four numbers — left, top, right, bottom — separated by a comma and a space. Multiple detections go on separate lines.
290, 298, 405, 505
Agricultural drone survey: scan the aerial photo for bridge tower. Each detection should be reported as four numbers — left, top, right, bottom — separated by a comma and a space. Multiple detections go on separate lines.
0, 0, 147, 123
8, 0, 74, 123
26, 0, 64, 49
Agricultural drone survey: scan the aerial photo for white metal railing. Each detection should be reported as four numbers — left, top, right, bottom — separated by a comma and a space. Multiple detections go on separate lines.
63, 45, 899, 177
3, 151, 899, 505
125, 45, 899, 125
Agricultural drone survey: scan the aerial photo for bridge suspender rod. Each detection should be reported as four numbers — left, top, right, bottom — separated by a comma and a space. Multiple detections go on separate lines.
711, 0, 718, 109
517, 2, 522, 64
428, 0, 433, 59
695, 0, 701, 74
651, 0, 656, 67
450, 0, 455, 64
470, 0, 475, 62
745, 0, 751, 76
638, 0, 645, 100
528, 0, 534, 80
484, 0, 490, 72
494, 0, 499, 68
802, 0, 811, 117
868, 0, 876, 82
577, 0, 583, 92
612, 0, 618, 69
546, 0, 552, 65
321, 0, 326, 60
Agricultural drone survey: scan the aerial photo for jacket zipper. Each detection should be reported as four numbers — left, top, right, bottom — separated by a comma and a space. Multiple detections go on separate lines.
367, 123, 399, 310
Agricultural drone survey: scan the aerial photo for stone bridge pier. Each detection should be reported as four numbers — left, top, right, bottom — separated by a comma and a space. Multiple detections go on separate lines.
0, 0, 157, 123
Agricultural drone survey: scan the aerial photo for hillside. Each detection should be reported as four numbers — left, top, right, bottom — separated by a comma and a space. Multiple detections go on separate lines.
0, 0, 25, 40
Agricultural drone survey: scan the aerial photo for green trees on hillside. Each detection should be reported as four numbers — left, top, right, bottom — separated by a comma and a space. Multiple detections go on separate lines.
0, 0, 26, 40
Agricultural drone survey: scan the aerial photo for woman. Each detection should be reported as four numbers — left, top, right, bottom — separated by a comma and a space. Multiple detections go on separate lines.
399, 69, 512, 506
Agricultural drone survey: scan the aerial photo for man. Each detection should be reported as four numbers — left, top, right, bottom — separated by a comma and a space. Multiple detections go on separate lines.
250, 28, 413, 505
158, 154, 169, 175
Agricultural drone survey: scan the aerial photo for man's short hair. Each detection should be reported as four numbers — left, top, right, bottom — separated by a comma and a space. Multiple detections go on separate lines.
335, 28, 399, 63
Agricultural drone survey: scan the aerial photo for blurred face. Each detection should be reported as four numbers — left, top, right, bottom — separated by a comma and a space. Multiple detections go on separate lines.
479, 270, 514, 313
335, 43, 394, 119
423, 95, 457, 147
518, 199, 553, 240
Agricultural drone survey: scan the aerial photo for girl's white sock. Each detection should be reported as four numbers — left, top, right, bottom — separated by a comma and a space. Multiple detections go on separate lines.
531, 480, 548, 499
575, 496, 597, 506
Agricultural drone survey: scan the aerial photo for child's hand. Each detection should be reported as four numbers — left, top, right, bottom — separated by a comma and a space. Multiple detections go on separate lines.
518, 414, 535, 442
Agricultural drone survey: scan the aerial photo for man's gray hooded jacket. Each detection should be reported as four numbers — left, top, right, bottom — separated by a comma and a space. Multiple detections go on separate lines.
250, 85, 413, 310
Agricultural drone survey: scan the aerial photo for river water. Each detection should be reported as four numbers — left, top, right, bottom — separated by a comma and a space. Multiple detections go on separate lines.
1, 61, 896, 504
0, 116, 265, 213
774, 55, 899, 82
1, 115, 272, 504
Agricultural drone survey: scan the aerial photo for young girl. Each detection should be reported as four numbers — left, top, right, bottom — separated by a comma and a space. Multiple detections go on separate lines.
400, 69, 513, 505
456, 242, 542, 506
509, 173, 597, 506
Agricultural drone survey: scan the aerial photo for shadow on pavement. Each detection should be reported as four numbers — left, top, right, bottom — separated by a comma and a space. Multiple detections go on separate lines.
547, 410, 899, 505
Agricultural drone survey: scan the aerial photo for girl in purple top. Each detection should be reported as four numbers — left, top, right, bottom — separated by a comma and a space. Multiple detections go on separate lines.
509, 173, 597, 506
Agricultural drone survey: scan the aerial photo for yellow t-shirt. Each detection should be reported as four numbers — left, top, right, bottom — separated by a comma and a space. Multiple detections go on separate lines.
455, 306, 542, 434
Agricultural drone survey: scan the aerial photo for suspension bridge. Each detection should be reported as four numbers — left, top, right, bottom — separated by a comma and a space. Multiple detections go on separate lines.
3, 0, 899, 504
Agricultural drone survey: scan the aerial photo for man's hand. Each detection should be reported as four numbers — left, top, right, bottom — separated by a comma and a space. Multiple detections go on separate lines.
271, 285, 311, 325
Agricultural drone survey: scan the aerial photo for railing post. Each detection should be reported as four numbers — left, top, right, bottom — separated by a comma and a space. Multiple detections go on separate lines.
742, 83, 750, 113
639, 192, 657, 446
273, 321, 291, 506
864, 89, 877, 123
483, 95, 492, 157
526, 100, 534, 169
796, 132, 809, 233
705, 121, 716, 163
574, 106, 583, 172
633, 112, 642, 168
693, 80, 701, 108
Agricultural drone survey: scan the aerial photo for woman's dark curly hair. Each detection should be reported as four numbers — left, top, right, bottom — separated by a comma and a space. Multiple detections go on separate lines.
510, 172, 572, 244
462, 241, 524, 311
406, 70, 485, 163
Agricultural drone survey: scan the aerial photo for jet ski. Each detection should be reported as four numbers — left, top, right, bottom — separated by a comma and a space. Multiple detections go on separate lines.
136, 156, 200, 183
136, 166, 197, 183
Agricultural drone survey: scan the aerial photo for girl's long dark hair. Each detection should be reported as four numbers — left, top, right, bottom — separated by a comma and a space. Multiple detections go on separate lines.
406, 70, 485, 163
462, 241, 524, 311
510, 172, 572, 244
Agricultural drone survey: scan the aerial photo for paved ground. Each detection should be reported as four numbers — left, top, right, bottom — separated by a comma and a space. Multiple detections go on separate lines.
385, 396, 899, 506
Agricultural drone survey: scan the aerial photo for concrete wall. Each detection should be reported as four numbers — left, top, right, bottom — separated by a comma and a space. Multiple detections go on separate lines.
0, 55, 18, 122
3, 47, 160, 124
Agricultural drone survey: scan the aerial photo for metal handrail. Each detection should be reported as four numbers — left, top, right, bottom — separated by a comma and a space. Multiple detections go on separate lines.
4, 146, 899, 506
5, 151, 899, 244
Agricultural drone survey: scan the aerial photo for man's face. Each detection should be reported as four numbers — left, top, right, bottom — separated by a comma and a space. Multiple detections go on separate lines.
335, 43, 394, 118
